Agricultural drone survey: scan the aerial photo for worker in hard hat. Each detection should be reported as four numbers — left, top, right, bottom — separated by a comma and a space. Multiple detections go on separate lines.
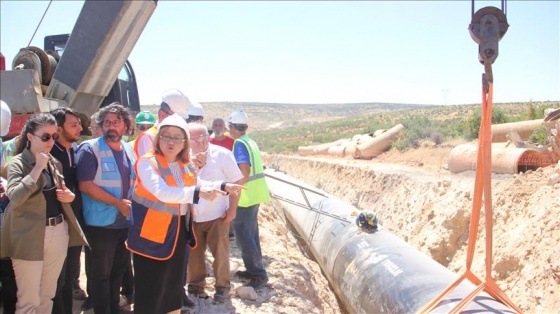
228, 110, 271, 289
356, 210, 378, 233
129, 110, 156, 153
185, 102, 204, 124
133, 89, 190, 157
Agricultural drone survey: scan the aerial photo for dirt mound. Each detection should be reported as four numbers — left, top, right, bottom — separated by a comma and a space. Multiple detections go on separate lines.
265, 153, 559, 313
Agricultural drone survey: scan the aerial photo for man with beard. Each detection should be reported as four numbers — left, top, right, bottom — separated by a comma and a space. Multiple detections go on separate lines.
49, 108, 86, 314
209, 118, 234, 151
76, 103, 136, 314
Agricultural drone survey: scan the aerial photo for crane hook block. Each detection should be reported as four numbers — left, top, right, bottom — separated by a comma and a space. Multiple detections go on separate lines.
468, 6, 509, 65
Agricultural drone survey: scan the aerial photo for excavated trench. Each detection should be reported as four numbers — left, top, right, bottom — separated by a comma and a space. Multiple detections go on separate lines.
263, 153, 560, 313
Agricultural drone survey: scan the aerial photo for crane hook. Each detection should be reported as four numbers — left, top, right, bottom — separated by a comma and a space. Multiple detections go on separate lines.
468, 6, 509, 66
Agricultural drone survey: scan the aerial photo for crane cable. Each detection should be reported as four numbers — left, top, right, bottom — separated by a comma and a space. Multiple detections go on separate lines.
27, 0, 53, 47
417, 1, 522, 313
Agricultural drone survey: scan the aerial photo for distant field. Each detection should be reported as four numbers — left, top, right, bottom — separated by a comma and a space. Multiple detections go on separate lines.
142, 100, 559, 153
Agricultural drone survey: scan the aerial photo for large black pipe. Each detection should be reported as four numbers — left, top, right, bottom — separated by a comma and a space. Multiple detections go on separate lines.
264, 169, 514, 313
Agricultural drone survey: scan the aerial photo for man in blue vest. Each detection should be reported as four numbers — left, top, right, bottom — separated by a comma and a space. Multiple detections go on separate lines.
76, 103, 136, 314
228, 110, 271, 289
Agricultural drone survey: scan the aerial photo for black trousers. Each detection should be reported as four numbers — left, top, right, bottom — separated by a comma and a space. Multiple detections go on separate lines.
86, 227, 129, 314
0, 258, 17, 314
52, 245, 83, 314
120, 253, 134, 297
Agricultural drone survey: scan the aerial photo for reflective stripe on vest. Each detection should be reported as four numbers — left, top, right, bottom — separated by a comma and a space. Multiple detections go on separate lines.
234, 135, 270, 207
132, 154, 195, 214
81, 137, 136, 228
127, 153, 196, 260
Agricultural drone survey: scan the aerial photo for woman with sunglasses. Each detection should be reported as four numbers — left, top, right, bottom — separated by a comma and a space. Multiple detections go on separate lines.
0, 113, 88, 313
127, 114, 245, 314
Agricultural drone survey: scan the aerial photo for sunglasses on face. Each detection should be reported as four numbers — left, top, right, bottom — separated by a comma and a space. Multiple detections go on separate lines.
137, 124, 152, 131
32, 133, 59, 142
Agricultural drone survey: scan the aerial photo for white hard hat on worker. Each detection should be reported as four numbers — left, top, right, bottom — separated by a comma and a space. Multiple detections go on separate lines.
229, 110, 249, 125
161, 89, 190, 117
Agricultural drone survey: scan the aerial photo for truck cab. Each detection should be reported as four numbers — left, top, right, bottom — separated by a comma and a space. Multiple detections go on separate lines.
0, 0, 156, 138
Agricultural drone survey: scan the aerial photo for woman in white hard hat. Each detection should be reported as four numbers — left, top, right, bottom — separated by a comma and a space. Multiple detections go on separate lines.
126, 114, 245, 314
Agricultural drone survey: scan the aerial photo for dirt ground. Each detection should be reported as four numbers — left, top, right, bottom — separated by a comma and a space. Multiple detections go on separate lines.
265, 145, 559, 313
73, 143, 558, 314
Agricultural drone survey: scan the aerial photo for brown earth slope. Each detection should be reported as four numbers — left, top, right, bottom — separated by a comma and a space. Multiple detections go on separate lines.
265, 148, 559, 313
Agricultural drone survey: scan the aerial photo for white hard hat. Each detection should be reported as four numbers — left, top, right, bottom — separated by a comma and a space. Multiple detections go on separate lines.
188, 102, 204, 117
158, 113, 189, 138
229, 110, 249, 125
1, 100, 12, 136
162, 89, 190, 116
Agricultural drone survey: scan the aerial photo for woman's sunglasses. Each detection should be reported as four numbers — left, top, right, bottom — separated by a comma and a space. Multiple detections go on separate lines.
32, 133, 60, 142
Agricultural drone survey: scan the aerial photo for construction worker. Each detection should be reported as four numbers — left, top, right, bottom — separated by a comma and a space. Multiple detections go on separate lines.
129, 110, 156, 155
185, 101, 204, 124
229, 110, 271, 289
355, 210, 378, 233
134, 110, 156, 134
133, 89, 190, 157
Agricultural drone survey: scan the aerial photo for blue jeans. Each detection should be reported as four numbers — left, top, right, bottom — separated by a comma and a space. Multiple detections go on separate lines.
232, 204, 267, 277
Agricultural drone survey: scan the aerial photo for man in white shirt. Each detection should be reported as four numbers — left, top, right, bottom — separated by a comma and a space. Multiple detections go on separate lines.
186, 123, 243, 303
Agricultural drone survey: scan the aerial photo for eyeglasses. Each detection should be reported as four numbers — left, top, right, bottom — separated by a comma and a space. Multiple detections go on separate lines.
32, 133, 59, 142
102, 119, 123, 127
160, 134, 186, 144
189, 134, 207, 143
137, 124, 152, 131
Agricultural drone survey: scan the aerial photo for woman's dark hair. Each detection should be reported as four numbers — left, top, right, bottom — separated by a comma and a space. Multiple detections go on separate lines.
15, 113, 57, 155
96, 102, 131, 132
154, 126, 190, 164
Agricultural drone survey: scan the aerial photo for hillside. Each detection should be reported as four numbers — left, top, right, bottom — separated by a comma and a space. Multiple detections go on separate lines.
142, 101, 435, 131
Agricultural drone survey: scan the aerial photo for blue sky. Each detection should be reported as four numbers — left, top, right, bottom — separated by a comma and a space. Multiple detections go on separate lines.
1, 1, 558, 106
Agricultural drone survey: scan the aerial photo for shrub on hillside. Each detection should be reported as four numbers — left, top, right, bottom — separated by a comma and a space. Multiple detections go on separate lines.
462, 107, 508, 140
528, 125, 548, 145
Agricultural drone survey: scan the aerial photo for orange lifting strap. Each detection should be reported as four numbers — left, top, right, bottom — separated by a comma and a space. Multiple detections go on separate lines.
417, 3, 522, 312
417, 73, 522, 313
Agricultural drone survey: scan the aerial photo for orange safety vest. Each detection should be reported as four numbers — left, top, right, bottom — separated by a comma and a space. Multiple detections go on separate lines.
133, 125, 158, 158
126, 153, 196, 260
